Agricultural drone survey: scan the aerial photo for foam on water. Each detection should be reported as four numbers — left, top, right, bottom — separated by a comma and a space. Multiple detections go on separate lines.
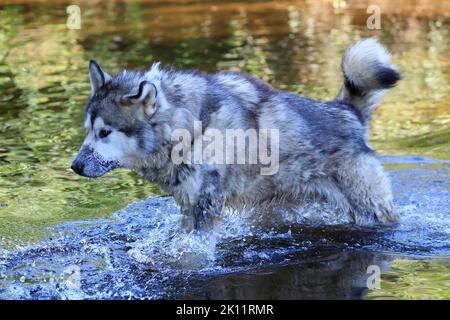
0, 158, 449, 299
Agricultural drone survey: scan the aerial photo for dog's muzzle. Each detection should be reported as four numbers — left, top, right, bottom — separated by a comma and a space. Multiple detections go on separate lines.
71, 145, 121, 178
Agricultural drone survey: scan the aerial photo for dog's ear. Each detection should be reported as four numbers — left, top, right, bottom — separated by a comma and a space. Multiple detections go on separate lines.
120, 81, 158, 117
89, 60, 111, 96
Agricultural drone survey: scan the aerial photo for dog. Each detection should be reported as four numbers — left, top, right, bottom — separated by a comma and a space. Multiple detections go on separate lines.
72, 38, 401, 231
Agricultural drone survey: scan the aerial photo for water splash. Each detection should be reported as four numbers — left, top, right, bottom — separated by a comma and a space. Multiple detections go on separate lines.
0, 158, 449, 299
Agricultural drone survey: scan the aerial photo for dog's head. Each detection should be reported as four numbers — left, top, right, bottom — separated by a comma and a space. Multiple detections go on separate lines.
71, 60, 162, 178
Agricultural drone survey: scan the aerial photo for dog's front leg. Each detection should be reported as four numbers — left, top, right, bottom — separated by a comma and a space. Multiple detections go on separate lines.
178, 170, 225, 232
180, 195, 223, 231
192, 195, 224, 230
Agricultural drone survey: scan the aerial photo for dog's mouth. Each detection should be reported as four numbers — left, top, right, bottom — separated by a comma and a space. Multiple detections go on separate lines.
71, 145, 122, 178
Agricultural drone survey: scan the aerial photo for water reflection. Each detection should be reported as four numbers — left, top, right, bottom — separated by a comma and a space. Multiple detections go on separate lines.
181, 251, 393, 300
0, 164, 448, 300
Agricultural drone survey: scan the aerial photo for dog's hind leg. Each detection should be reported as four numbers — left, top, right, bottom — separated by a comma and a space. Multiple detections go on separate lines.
334, 154, 400, 226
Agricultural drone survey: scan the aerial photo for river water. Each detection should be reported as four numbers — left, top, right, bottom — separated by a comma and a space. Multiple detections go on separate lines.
0, 0, 449, 299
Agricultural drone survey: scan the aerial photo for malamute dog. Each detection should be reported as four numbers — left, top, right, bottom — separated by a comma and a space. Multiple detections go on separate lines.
72, 38, 401, 231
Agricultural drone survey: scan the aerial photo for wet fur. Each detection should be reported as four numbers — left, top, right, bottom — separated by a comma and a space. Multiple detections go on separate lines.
72, 38, 401, 230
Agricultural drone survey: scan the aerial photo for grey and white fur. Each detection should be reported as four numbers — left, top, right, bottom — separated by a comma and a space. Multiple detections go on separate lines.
72, 38, 401, 230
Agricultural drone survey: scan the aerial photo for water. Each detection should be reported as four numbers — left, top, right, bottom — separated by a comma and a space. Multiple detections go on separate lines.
0, 0, 449, 299
0, 158, 449, 299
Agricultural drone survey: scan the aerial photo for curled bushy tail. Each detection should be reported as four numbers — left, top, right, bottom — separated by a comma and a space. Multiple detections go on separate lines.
336, 38, 401, 122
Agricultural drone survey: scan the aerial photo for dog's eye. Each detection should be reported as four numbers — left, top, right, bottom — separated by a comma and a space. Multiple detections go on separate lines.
99, 129, 112, 139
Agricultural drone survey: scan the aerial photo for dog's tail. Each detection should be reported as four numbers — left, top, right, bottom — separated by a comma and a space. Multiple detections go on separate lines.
336, 38, 401, 122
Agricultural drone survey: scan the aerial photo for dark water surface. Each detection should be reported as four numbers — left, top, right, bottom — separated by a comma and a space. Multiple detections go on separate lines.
0, 0, 449, 299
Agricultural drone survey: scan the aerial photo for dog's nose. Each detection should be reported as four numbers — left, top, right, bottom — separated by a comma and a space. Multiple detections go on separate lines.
71, 162, 84, 175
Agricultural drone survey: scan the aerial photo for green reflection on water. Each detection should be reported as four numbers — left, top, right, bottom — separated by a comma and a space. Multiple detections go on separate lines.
0, 3, 161, 248
0, 0, 448, 257
368, 259, 450, 300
